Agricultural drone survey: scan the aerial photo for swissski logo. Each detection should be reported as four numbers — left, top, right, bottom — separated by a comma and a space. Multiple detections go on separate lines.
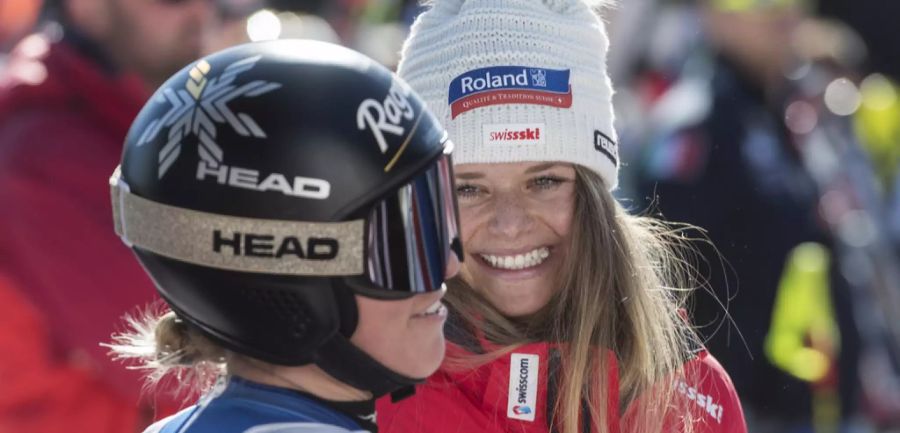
483, 123, 546, 146
448, 66, 572, 119
508, 353, 539, 422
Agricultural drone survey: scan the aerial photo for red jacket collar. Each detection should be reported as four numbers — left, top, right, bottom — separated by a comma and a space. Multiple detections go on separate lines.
433, 339, 621, 433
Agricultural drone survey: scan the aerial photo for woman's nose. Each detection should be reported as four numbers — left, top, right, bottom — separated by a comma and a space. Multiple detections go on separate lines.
487, 192, 533, 239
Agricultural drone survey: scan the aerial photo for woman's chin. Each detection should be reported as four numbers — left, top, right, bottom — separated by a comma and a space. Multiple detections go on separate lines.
395, 335, 446, 379
488, 291, 550, 318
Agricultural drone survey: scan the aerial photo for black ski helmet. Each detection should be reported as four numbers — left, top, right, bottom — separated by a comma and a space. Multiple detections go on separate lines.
110, 39, 462, 396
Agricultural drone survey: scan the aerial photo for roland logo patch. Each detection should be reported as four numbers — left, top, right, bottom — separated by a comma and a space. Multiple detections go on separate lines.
508, 353, 539, 422
448, 66, 572, 119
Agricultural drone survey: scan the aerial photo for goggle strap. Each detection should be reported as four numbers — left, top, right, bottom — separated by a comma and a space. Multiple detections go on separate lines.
109, 166, 365, 276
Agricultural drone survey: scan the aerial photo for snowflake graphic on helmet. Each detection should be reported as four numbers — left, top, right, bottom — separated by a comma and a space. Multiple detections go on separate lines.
135, 55, 282, 179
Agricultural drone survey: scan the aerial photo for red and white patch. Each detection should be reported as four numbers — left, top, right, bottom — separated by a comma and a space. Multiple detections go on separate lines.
483, 123, 545, 147
507, 353, 539, 421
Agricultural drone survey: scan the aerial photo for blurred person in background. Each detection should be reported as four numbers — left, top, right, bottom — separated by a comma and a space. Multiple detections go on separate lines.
0, 0, 42, 71
0, 0, 246, 431
817, 0, 900, 84
615, 0, 889, 431
0, 0, 42, 53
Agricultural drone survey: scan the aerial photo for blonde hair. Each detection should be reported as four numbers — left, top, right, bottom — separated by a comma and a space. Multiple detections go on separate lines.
107, 308, 226, 398
444, 166, 701, 433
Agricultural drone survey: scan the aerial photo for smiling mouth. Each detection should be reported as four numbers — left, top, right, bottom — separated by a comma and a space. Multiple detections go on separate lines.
479, 247, 550, 270
414, 299, 447, 318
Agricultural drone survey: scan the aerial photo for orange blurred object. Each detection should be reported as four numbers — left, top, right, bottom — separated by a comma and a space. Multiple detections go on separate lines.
0, 0, 42, 49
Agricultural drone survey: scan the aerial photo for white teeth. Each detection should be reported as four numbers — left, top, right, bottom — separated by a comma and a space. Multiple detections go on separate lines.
422, 300, 442, 315
479, 247, 550, 270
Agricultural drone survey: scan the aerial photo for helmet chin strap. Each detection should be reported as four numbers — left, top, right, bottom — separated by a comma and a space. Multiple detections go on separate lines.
315, 333, 422, 399
313, 280, 426, 400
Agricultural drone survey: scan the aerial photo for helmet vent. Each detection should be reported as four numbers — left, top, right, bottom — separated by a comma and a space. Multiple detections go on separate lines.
241, 288, 313, 339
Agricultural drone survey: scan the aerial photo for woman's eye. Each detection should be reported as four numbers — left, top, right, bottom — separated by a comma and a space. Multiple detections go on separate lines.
531, 176, 565, 190
456, 184, 482, 198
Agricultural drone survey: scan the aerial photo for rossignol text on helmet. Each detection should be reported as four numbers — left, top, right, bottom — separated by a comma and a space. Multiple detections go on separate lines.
110, 39, 462, 397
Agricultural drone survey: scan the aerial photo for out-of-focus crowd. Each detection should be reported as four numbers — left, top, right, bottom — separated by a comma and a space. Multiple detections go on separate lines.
1, 0, 898, 432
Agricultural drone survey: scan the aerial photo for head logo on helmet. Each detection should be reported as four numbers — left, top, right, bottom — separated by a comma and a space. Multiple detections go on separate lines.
133, 56, 332, 199
135, 55, 282, 179
113, 40, 460, 398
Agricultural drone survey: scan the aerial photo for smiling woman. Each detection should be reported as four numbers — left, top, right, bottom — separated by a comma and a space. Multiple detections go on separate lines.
375, 1, 748, 433
442, 161, 720, 432
454, 162, 577, 317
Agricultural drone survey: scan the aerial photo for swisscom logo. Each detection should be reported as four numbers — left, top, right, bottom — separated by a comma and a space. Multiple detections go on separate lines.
513, 405, 532, 415
448, 66, 572, 119
508, 353, 539, 422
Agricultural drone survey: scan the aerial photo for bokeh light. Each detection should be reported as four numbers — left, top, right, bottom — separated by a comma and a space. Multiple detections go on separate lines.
824, 77, 862, 116
246, 9, 282, 42
860, 73, 898, 111
785, 100, 818, 134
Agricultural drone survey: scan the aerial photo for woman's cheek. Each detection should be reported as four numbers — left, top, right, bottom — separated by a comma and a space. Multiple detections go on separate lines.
538, 196, 576, 235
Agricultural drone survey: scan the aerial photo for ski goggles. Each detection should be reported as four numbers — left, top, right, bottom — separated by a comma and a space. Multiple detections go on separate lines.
362, 152, 462, 298
110, 152, 461, 297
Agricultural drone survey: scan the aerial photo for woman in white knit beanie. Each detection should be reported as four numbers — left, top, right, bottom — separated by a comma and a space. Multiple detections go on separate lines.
376, 1, 747, 433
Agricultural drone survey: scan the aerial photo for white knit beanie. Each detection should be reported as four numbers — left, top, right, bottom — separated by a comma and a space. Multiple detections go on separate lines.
398, 0, 619, 190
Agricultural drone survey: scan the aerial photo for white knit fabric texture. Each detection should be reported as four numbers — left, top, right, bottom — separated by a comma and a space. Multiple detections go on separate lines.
398, 0, 619, 190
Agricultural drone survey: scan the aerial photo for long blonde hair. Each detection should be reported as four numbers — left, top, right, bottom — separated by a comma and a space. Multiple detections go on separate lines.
444, 166, 701, 433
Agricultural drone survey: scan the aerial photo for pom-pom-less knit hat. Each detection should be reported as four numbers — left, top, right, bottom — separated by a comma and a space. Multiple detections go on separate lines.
398, 0, 619, 190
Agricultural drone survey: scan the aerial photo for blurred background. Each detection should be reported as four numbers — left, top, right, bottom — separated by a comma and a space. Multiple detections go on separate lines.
0, 0, 898, 432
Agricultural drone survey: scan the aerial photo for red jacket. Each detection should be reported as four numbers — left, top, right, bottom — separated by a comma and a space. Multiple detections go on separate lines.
0, 31, 179, 432
377, 338, 746, 433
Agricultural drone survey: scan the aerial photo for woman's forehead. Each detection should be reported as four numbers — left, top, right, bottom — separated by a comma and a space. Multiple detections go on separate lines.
454, 162, 574, 179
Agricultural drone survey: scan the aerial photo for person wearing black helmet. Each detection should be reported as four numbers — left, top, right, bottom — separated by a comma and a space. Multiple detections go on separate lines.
107, 39, 463, 433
